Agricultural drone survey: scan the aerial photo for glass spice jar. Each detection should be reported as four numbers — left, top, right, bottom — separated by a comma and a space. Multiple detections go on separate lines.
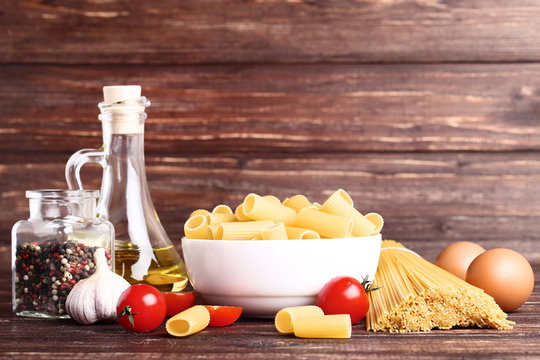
11, 189, 114, 318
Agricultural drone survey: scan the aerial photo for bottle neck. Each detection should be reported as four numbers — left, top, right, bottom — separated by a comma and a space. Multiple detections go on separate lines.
98, 96, 149, 136
96, 102, 155, 224
98, 96, 149, 168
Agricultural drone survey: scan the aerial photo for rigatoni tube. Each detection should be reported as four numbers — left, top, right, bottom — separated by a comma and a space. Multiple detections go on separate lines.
261, 223, 288, 240
275, 306, 324, 334
243, 193, 297, 225
295, 207, 353, 238
166, 305, 210, 337
184, 214, 208, 239
294, 314, 352, 339
217, 220, 274, 240
320, 189, 375, 236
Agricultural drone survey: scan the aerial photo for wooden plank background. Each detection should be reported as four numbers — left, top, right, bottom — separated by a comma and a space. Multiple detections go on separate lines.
2, 0, 540, 272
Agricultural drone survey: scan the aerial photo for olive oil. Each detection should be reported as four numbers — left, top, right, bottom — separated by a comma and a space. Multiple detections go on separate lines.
115, 241, 188, 292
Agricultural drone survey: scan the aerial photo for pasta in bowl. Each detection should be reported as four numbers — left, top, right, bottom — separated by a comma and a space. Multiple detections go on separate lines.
181, 189, 384, 317
182, 235, 382, 317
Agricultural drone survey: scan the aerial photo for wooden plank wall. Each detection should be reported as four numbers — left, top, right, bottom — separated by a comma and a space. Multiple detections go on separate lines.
1, 1, 540, 270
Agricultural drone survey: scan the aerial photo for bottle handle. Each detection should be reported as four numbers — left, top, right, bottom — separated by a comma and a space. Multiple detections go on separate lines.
65, 148, 106, 190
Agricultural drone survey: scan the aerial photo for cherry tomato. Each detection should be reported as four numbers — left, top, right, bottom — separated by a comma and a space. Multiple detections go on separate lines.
203, 306, 243, 327
117, 284, 167, 333
163, 291, 196, 317
317, 276, 370, 324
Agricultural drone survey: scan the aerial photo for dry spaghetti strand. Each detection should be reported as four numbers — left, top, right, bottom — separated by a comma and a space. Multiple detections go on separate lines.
366, 240, 514, 332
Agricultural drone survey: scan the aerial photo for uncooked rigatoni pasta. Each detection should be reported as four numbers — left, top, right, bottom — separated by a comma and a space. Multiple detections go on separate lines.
285, 226, 320, 240
212, 204, 233, 214
274, 305, 324, 334
184, 214, 208, 239
166, 305, 210, 337
206, 213, 237, 225
282, 194, 313, 212
295, 207, 353, 238
321, 189, 376, 236
234, 203, 250, 221
243, 193, 297, 225
217, 220, 274, 240
190, 209, 210, 218
183, 190, 383, 240
207, 224, 220, 240
293, 314, 352, 339
263, 195, 281, 204
260, 223, 288, 240
365, 212, 384, 235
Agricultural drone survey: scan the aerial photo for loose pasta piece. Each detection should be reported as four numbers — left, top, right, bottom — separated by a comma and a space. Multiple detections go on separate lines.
365, 212, 384, 235
184, 214, 208, 239
321, 189, 376, 236
295, 207, 353, 238
217, 220, 274, 240
294, 314, 352, 339
282, 194, 313, 212
263, 195, 281, 204
311, 202, 322, 210
261, 223, 288, 240
275, 306, 324, 334
285, 226, 320, 240
206, 213, 237, 225
166, 305, 210, 337
207, 224, 220, 240
212, 204, 233, 214
235, 203, 251, 221
243, 193, 297, 225
190, 209, 210, 218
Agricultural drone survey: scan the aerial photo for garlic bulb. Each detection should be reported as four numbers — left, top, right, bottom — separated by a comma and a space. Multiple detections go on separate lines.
66, 247, 130, 325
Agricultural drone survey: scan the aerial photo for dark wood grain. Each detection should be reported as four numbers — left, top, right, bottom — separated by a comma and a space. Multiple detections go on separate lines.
4, 1, 540, 64
2, 0, 540, 357
2, 64, 540, 155
2, 152, 539, 265
0, 267, 538, 359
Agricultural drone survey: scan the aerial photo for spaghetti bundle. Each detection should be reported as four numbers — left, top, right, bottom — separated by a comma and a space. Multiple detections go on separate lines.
366, 240, 514, 332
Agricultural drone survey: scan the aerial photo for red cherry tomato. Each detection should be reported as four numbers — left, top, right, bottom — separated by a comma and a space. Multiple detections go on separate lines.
117, 284, 167, 333
163, 291, 196, 317
203, 306, 243, 326
317, 276, 369, 324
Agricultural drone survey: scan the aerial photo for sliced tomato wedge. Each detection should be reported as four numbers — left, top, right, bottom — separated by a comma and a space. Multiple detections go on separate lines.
163, 291, 196, 317
203, 305, 243, 327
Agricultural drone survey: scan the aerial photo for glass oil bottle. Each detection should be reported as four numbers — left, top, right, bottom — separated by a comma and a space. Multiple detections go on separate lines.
65, 86, 187, 291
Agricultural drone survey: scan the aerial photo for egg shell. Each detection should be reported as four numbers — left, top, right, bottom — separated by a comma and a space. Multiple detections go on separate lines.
435, 241, 485, 280
466, 248, 534, 312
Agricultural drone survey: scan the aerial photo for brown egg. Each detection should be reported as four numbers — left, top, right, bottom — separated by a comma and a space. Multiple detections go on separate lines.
435, 241, 486, 280
466, 248, 535, 312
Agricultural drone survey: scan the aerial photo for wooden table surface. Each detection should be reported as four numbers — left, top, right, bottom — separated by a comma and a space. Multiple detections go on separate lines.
1, 264, 538, 359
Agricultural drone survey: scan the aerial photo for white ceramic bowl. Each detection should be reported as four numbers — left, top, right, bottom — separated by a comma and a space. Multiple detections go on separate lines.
182, 235, 382, 317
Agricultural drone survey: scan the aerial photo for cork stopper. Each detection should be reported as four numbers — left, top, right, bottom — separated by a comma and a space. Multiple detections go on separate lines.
100, 85, 147, 134
103, 85, 141, 103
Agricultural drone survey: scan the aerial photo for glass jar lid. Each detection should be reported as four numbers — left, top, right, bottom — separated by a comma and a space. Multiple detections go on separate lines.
25, 189, 100, 200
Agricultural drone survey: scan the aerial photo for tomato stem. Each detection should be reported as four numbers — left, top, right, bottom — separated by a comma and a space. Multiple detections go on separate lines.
361, 275, 382, 293
117, 305, 138, 329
